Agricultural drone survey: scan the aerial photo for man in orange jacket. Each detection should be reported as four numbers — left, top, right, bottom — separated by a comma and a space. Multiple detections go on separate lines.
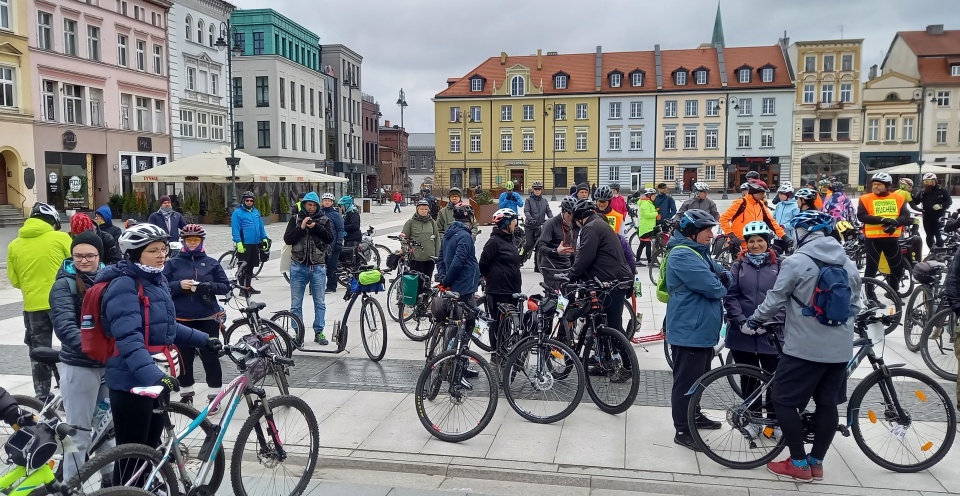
719, 180, 786, 254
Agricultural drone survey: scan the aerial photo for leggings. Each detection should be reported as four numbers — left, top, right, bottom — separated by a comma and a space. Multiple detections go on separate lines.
109, 388, 164, 485
177, 319, 222, 389
864, 237, 904, 283
923, 215, 944, 249
637, 230, 653, 263
237, 244, 261, 289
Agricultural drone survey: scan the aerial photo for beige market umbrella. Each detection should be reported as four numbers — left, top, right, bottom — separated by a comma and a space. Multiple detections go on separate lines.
131, 146, 347, 183
874, 162, 960, 175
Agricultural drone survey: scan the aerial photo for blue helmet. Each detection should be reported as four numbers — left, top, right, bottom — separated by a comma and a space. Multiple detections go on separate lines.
337, 195, 354, 208
679, 209, 718, 237
789, 211, 834, 247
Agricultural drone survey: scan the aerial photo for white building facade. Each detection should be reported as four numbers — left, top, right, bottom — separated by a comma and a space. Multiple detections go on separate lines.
598, 93, 656, 193
724, 88, 795, 186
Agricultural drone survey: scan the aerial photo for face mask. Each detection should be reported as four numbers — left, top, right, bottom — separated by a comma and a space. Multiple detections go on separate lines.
745, 252, 768, 267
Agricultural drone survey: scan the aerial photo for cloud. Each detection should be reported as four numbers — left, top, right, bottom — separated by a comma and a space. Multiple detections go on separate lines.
230, 0, 959, 133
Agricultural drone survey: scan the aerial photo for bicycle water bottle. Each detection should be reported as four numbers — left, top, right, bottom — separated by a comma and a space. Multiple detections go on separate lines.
81, 315, 94, 330
633, 275, 642, 297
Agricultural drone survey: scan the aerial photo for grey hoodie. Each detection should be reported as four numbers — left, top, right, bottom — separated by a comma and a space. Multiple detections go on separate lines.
750, 233, 862, 364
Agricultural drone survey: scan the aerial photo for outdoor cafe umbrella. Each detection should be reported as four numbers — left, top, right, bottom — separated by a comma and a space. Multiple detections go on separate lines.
131, 146, 347, 183
874, 162, 960, 176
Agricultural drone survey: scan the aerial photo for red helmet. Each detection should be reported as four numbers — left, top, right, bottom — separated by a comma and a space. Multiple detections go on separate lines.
746, 179, 769, 193
179, 224, 207, 239
70, 213, 95, 235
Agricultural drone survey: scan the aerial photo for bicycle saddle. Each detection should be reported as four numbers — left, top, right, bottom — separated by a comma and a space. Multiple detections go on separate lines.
130, 385, 166, 398
29, 347, 61, 366
241, 302, 267, 314
512, 293, 527, 301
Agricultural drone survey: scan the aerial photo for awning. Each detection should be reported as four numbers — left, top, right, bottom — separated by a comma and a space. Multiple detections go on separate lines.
874, 162, 960, 175
132, 146, 348, 183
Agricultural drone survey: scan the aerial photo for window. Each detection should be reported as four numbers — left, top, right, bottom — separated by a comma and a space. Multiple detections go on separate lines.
837, 118, 851, 140
522, 132, 534, 152
301, 127, 306, 152
253, 32, 264, 55
470, 78, 482, 92
738, 68, 750, 83
234, 121, 243, 148
804, 55, 815, 72
609, 102, 621, 119
310, 89, 314, 115
196, 20, 203, 46
684, 100, 697, 117
120, 1, 127, 16
664, 100, 677, 117
257, 121, 270, 148
630, 130, 642, 150
705, 129, 718, 149
196, 112, 208, 139
470, 106, 481, 122
610, 73, 621, 87
576, 103, 587, 119
449, 107, 461, 122
63, 19, 77, 56
135, 40, 144, 70
42, 80, 56, 121
522, 104, 533, 120
738, 98, 752, 116
885, 118, 897, 141
233, 31, 244, 55
868, 119, 879, 141
683, 129, 697, 149
38, 12, 52, 50
177, 109, 193, 136
300, 86, 304, 114
695, 70, 707, 85
554, 104, 566, 120
819, 118, 833, 140
62, 84, 83, 124
117, 34, 127, 66
152, 45, 162, 74
291, 124, 296, 150
211, 73, 219, 96
706, 99, 719, 116
279, 78, 285, 108
135, 97, 149, 131
737, 129, 750, 147
608, 167, 620, 182
510, 75, 525, 96
119, 93, 130, 129
760, 129, 774, 148
840, 83, 852, 103
803, 84, 815, 104
280, 121, 286, 148
554, 131, 565, 151
501, 133, 512, 152
674, 71, 687, 85
555, 74, 567, 89
663, 129, 676, 149
663, 165, 675, 181
87, 26, 100, 61
953, 65, 960, 77
501, 105, 512, 121
576, 132, 587, 151
823, 55, 834, 72
208, 24, 214, 47
232, 77, 242, 107
936, 123, 948, 144
449, 134, 461, 152
290, 81, 296, 111
310, 127, 315, 152
185, 15, 191, 41
842, 54, 853, 71
903, 117, 915, 141
761, 97, 775, 115
255, 76, 268, 106
609, 131, 621, 150
186, 67, 195, 90
470, 134, 481, 152
761, 67, 774, 82
936, 91, 950, 107
153, 100, 164, 133
801, 118, 815, 140
0, 0, 8, 30
0, 66, 13, 107
821, 84, 834, 103
630, 101, 642, 118
88, 88, 103, 125
631, 72, 643, 87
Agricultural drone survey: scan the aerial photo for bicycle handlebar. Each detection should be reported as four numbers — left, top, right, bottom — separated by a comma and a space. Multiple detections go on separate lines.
221, 343, 295, 367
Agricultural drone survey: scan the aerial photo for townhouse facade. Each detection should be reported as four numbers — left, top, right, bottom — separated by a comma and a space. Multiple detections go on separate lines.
320, 43, 364, 194
361, 93, 379, 195
859, 69, 921, 179
407, 132, 435, 194
597, 51, 656, 191
0, 0, 38, 213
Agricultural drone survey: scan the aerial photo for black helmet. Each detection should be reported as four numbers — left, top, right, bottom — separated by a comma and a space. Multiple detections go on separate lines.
416, 199, 430, 207
241, 190, 255, 200
452, 201, 474, 221
679, 209, 719, 237
610, 183, 621, 191
831, 182, 845, 193
746, 171, 761, 180
593, 185, 613, 201
560, 196, 578, 214
448, 187, 462, 197
571, 199, 597, 221
531, 181, 543, 189
30, 202, 61, 230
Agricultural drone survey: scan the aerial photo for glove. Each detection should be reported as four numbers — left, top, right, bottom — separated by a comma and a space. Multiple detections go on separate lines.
205, 337, 223, 353
155, 375, 181, 394
933, 204, 942, 211
718, 271, 731, 285
434, 272, 443, 283
261, 238, 270, 250
195, 282, 213, 295
2, 405, 32, 427
236, 242, 246, 254
742, 320, 767, 336
14, 411, 37, 429
883, 224, 898, 235
881, 218, 898, 226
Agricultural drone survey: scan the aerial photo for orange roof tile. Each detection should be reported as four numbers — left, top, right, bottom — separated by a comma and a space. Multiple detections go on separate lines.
436, 52, 599, 98
918, 57, 960, 85
599, 50, 657, 93
660, 47, 722, 90
899, 29, 960, 57
723, 45, 794, 89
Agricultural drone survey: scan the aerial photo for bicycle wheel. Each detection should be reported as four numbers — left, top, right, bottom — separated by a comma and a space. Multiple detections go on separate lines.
361, 244, 381, 267
470, 298, 494, 353
628, 232, 640, 257
848, 368, 957, 472
687, 364, 784, 469
584, 326, 639, 415
502, 338, 585, 424
919, 309, 958, 382
85, 488, 159, 496
904, 286, 932, 352
890, 259, 915, 299
399, 298, 432, 342
271, 310, 306, 348
862, 277, 903, 337
217, 251, 237, 273
622, 297, 638, 341
414, 349, 498, 443
164, 401, 226, 491
647, 248, 664, 285
223, 319, 294, 359
337, 263, 351, 288
360, 297, 388, 361
386, 278, 403, 322
68, 443, 180, 495
230, 395, 319, 496
252, 259, 264, 278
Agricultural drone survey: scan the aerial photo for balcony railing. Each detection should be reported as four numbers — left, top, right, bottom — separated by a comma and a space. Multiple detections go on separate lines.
816, 101, 845, 110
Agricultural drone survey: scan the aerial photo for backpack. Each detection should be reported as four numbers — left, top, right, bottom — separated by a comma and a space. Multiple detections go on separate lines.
656, 245, 705, 303
789, 253, 853, 326
427, 197, 440, 220
731, 198, 776, 234
80, 280, 172, 366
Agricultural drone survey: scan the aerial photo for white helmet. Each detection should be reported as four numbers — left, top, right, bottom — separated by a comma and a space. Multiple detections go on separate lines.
740, 182, 750, 191
742, 221, 774, 240
922, 173, 937, 182
118, 223, 169, 254
30, 202, 61, 230
321, 192, 336, 201
871, 172, 893, 186
693, 182, 710, 192
777, 184, 794, 194
643, 188, 657, 196
780, 181, 793, 188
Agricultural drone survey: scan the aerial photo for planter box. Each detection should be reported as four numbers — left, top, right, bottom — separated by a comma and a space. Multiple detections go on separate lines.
269, 213, 280, 223
474, 202, 499, 226
222, 215, 232, 226
201, 215, 216, 225
278, 213, 289, 223
183, 213, 199, 224
261, 215, 272, 226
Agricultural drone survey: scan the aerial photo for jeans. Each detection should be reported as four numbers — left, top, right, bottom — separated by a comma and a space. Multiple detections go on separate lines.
58, 365, 113, 482
23, 311, 53, 398
290, 262, 327, 333
177, 319, 223, 389
326, 245, 342, 291
394, 202, 401, 213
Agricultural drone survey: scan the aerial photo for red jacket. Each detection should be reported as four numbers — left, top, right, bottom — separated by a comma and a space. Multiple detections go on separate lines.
610, 195, 628, 218
392, 192, 402, 202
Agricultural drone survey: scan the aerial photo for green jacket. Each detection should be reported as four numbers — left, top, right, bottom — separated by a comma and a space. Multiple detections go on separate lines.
637, 198, 658, 235
402, 214, 440, 261
437, 204, 479, 242
7, 218, 72, 311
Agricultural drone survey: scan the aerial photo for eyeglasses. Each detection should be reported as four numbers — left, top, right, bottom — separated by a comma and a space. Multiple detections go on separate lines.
144, 247, 169, 256
72, 254, 100, 262
533, 188, 542, 191
244, 199, 255, 203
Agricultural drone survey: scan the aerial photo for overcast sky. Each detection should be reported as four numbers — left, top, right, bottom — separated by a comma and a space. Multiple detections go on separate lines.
232, 0, 959, 133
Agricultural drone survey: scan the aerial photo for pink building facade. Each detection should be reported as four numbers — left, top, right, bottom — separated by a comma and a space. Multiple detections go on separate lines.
29, 0, 172, 211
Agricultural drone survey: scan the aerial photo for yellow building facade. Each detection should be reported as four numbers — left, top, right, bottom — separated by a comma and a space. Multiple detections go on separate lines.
860, 71, 921, 174
0, 0, 38, 213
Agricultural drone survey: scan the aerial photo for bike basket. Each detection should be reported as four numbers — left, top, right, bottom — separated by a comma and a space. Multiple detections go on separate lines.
402, 274, 420, 306
351, 272, 385, 294
431, 295, 454, 321
240, 334, 270, 383
4, 423, 57, 470
385, 252, 402, 271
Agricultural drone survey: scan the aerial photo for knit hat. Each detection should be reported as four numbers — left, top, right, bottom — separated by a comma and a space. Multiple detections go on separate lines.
70, 213, 95, 235
71, 230, 104, 259
577, 183, 590, 192
159, 195, 171, 204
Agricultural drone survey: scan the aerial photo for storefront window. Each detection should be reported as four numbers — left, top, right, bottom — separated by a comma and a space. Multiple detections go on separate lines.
45, 152, 90, 211
574, 167, 588, 186
799, 153, 849, 188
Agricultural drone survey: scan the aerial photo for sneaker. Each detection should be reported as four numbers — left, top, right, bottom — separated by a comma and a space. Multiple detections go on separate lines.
673, 431, 700, 451
694, 412, 722, 430
766, 458, 813, 482
463, 367, 480, 379
246, 287, 262, 295
314, 332, 329, 346
807, 459, 824, 481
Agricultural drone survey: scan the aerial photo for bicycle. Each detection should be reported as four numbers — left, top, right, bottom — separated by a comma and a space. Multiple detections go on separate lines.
519, 223, 541, 268
71, 342, 319, 496
0, 414, 102, 496
917, 308, 958, 382
905, 258, 950, 352
384, 235, 423, 323
217, 247, 264, 279
333, 226, 390, 288
686, 310, 956, 473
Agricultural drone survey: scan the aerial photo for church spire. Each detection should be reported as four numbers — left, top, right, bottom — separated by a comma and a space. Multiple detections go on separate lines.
711, 1, 725, 48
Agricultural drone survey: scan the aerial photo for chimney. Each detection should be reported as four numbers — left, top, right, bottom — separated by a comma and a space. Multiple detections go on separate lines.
868, 64, 878, 80
595, 46, 602, 92
446, 78, 458, 87
384, 120, 390, 128
926, 24, 945, 35
537, 49, 542, 70
500, 52, 507, 65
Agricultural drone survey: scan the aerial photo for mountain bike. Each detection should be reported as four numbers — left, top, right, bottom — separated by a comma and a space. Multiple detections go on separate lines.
905, 259, 950, 352
384, 235, 422, 323
917, 308, 958, 382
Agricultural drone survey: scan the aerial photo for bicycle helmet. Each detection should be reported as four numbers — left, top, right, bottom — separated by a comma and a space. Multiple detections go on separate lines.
337, 195, 354, 209
831, 182, 845, 193
321, 192, 336, 201
505, 180, 515, 191
593, 185, 613, 201
179, 224, 207, 239
679, 209, 719, 237
777, 184, 794, 194
871, 172, 893, 186
416, 199, 430, 207
452, 201, 474, 220
643, 188, 656, 196
740, 182, 750, 192
610, 183, 620, 191
788, 211, 834, 236
818, 178, 832, 187
794, 188, 817, 200
118, 223, 169, 254
746, 179, 769, 193
780, 181, 793, 188
531, 181, 544, 189
922, 172, 937, 182
448, 187, 462, 197
693, 182, 710, 192
746, 171, 761, 180
899, 178, 914, 188
492, 208, 519, 229
571, 199, 598, 221
30, 202, 61, 230
560, 196, 578, 214
742, 221, 774, 241
241, 190, 255, 201
835, 220, 855, 239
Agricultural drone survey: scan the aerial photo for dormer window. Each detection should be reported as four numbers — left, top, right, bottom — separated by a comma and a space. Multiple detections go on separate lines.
694, 69, 708, 85
885, 92, 900, 101
952, 65, 960, 77
554, 73, 568, 90
761, 67, 774, 83
630, 70, 644, 87
738, 68, 751, 83
674, 70, 687, 86
469, 76, 483, 92
510, 75, 525, 96
609, 71, 622, 88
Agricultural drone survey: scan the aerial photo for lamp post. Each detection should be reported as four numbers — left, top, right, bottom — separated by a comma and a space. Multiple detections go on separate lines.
343, 71, 359, 197
719, 95, 740, 199
543, 102, 557, 200
396, 88, 408, 199
216, 22, 243, 209
374, 103, 382, 198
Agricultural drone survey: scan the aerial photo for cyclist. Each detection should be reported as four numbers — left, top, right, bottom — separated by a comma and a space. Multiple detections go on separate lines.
722, 221, 783, 441
94, 205, 122, 241
675, 182, 719, 220
523, 181, 553, 270
7, 202, 72, 400
665, 209, 730, 450
537, 196, 577, 287
857, 172, 911, 299
498, 181, 524, 214
771, 181, 791, 206
773, 184, 800, 242
569, 199, 633, 333
653, 182, 678, 227
894, 178, 921, 236
321, 193, 345, 294
49, 231, 113, 481
100, 224, 220, 454
163, 224, 229, 411
575, 183, 591, 200
816, 179, 832, 210
747, 211, 862, 482
795, 187, 819, 212
719, 180, 785, 255
231, 191, 268, 295
915, 172, 952, 248
594, 185, 624, 234
436, 202, 481, 368
284, 192, 336, 345
147, 195, 186, 243
437, 187, 478, 241
822, 182, 856, 224
479, 209, 522, 367
636, 188, 659, 267
70, 212, 122, 264
338, 195, 362, 246
402, 199, 440, 279
609, 183, 628, 218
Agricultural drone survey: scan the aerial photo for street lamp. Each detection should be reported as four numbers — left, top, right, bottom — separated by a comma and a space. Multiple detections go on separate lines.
543, 102, 557, 200
719, 95, 740, 199
343, 71, 359, 197
216, 22, 243, 208
456, 107, 476, 193
374, 103, 382, 198
396, 88, 408, 199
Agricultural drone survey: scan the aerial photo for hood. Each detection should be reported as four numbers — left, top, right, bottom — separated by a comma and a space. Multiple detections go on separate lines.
18, 217, 56, 238
94, 259, 160, 285
96, 206, 113, 224
796, 235, 848, 265
57, 259, 102, 283
667, 232, 711, 252
445, 221, 470, 236
492, 228, 514, 239
300, 192, 321, 214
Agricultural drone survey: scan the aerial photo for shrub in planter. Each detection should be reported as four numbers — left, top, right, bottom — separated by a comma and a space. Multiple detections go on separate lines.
109, 193, 124, 218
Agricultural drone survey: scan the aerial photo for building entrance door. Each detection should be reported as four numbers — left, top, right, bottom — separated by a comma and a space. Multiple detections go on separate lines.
0, 153, 8, 205
682, 168, 698, 192
510, 169, 524, 191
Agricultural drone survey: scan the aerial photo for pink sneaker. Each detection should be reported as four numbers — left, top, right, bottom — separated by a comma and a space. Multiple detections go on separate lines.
809, 460, 823, 481
767, 458, 813, 482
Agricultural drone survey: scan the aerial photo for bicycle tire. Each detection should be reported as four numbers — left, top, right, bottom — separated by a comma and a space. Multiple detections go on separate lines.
68, 443, 180, 495
584, 326, 639, 415
223, 319, 295, 359
84, 488, 158, 496
848, 368, 957, 473
217, 251, 237, 273
891, 259, 915, 299
502, 338, 585, 424
164, 401, 226, 492
686, 364, 784, 469
415, 349, 498, 442
360, 297, 388, 361
271, 310, 306, 348
918, 308, 958, 382
470, 298, 495, 353
904, 286, 932, 353
252, 259, 264, 278
622, 297, 638, 341
861, 277, 903, 337
386, 278, 403, 322
423, 324, 451, 401
230, 395, 319, 496
399, 296, 432, 342
647, 248, 664, 285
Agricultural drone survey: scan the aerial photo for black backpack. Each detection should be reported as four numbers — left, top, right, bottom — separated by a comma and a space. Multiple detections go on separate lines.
427, 196, 440, 220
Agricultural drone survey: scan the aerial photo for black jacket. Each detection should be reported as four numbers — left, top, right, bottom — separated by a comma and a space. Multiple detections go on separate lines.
98, 228, 123, 265
283, 210, 335, 265
342, 209, 362, 244
49, 260, 103, 368
479, 229, 522, 295
571, 214, 633, 283
944, 244, 960, 312
914, 186, 952, 217
536, 214, 574, 269
102, 223, 122, 242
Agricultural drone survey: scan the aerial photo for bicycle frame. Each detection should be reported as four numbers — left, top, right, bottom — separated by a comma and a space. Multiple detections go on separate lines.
0, 464, 57, 495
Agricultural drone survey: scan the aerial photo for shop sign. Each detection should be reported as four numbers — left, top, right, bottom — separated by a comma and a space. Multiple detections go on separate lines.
731, 156, 780, 165
62, 131, 77, 150
121, 156, 131, 171
137, 137, 153, 152
48, 171, 59, 193
68, 176, 82, 193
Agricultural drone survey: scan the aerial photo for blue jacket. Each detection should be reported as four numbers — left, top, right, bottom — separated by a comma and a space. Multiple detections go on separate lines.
653, 194, 677, 224
96, 261, 209, 391
323, 206, 345, 245
49, 260, 104, 368
147, 210, 186, 242
437, 221, 480, 296
498, 191, 524, 213
773, 199, 800, 239
664, 234, 730, 348
231, 206, 267, 245
96, 205, 122, 241
162, 249, 230, 319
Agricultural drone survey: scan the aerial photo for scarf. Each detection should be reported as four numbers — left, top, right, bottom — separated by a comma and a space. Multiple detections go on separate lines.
159, 206, 174, 233
745, 252, 769, 267
183, 241, 205, 254
135, 262, 164, 273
